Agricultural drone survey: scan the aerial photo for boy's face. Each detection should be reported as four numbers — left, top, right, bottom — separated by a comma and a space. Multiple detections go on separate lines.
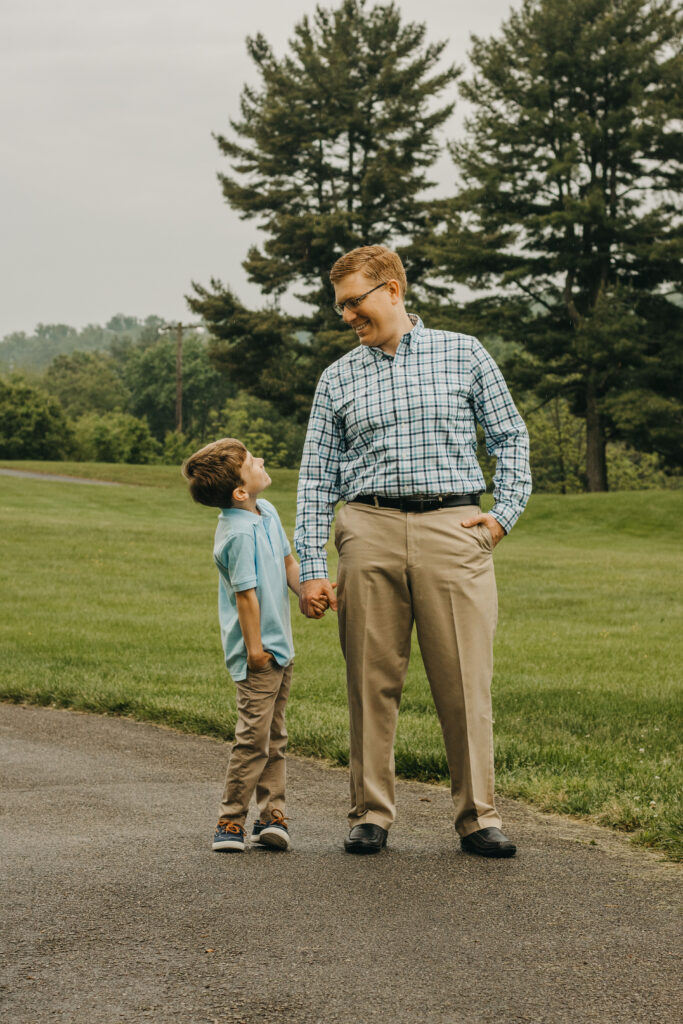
234, 451, 271, 501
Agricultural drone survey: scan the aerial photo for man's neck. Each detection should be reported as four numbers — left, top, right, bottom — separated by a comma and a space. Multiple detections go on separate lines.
378, 313, 416, 356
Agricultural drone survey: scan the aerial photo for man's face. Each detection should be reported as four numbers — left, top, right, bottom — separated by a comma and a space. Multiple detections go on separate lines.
237, 451, 271, 498
333, 271, 397, 348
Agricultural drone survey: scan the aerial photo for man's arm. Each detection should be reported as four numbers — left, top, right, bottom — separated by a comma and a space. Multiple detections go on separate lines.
234, 589, 272, 670
294, 374, 343, 617
468, 340, 532, 538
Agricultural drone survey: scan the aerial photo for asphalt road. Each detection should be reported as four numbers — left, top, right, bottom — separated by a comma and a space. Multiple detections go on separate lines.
1, 703, 680, 1024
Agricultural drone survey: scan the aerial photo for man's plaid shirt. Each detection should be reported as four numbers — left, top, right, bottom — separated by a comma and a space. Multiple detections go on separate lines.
295, 316, 531, 582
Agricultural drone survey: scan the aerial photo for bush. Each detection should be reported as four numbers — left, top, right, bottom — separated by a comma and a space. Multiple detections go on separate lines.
606, 444, 682, 491
0, 376, 74, 459
477, 397, 681, 495
160, 392, 308, 468
161, 431, 196, 465
73, 412, 160, 464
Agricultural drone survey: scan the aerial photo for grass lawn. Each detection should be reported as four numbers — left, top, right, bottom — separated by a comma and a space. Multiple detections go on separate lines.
1, 460, 681, 860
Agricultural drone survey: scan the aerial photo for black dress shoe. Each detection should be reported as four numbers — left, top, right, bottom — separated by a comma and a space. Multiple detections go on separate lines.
344, 824, 388, 854
460, 826, 516, 858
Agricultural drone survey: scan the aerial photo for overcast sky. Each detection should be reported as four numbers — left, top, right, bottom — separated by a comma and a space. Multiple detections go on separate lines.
1, 1, 520, 337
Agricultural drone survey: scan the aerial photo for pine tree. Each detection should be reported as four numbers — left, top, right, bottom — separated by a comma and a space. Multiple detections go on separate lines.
426, 0, 682, 490
189, 0, 459, 389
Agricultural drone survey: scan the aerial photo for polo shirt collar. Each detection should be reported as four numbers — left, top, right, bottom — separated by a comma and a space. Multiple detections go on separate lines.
220, 500, 271, 521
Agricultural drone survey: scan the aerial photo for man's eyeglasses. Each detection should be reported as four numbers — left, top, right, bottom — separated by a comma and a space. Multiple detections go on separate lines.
333, 282, 388, 317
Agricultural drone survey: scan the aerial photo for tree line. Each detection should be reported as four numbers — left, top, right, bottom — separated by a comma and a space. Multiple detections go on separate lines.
0, 313, 677, 493
1, 0, 680, 493
0, 319, 309, 468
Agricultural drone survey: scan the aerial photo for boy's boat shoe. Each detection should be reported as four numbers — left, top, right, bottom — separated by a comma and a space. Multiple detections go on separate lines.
212, 821, 246, 852
259, 809, 291, 850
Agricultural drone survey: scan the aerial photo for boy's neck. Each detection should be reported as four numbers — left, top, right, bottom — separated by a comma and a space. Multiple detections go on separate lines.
232, 497, 261, 515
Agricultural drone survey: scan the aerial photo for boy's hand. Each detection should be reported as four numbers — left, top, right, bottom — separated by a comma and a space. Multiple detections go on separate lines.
310, 594, 329, 616
300, 579, 338, 618
247, 650, 274, 671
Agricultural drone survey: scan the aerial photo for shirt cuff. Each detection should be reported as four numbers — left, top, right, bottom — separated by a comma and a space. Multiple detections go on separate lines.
489, 504, 519, 535
233, 578, 258, 593
299, 555, 329, 583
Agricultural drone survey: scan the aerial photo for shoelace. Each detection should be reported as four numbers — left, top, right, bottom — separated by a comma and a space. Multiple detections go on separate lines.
268, 809, 288, 828
217, 821, 244, 835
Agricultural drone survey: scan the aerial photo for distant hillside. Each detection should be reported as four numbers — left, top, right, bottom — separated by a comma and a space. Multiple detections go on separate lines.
0, 315, 166, 372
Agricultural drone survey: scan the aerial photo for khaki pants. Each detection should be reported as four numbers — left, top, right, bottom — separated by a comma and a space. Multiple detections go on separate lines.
218, 661, 292, 826
334, 502, 501, 838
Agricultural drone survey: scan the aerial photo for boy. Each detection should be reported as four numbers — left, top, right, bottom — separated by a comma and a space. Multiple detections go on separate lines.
182, 437, 325, 852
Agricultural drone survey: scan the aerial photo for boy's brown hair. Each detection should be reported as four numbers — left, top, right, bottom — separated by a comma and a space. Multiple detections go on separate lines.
329, 244, 407, 298
182, 437, 248, 509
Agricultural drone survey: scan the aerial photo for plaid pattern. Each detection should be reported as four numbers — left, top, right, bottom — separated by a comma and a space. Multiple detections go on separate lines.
295, 316, 531, 581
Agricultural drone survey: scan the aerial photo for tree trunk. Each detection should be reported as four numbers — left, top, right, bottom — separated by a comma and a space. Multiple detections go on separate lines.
585, 384, 607, 491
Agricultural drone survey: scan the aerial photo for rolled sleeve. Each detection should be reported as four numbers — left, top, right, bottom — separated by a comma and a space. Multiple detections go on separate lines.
295, 375, 343, 582
471, 341, 532, 533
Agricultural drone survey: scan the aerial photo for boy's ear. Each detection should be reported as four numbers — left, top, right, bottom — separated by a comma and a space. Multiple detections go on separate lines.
232, 484, 247, 503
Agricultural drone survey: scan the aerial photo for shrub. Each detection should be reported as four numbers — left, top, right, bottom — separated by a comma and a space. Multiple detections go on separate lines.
73, 412, 160, 464
0, 376, 74, 459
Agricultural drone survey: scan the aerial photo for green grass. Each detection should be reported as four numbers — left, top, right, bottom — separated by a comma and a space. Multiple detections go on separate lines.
1, 460, 682, 860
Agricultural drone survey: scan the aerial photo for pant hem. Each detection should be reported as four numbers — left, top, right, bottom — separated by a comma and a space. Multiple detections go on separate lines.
457, 814, 502, 839
348, 812, 393, 831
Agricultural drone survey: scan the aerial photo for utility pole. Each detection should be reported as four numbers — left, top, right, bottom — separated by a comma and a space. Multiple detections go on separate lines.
158, 321, 202, 433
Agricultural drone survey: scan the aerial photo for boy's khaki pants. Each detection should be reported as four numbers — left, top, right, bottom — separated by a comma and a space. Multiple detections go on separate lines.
218, 661, 292, 825
335, 501, 502, 838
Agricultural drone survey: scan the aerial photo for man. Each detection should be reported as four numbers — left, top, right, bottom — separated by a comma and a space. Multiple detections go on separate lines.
294, 245, 531, 857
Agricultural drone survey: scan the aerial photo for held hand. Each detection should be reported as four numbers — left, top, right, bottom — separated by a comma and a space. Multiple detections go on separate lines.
247, 649, 274, 671
461, 512, 505, 548
310, 594, 329, 615
300, 579, 338, 618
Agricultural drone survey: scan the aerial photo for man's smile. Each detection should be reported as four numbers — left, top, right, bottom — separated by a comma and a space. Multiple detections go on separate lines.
352, 318, 371, 334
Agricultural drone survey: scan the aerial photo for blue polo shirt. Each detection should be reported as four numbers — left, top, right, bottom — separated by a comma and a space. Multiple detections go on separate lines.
213, 497, 294, 682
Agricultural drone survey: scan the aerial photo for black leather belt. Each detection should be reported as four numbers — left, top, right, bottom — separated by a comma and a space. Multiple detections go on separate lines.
352, 493, 481, 513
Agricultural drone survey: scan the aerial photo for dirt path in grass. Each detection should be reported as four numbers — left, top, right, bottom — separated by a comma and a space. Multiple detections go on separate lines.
0, 468, 121, 485
1, 703, 680, 1024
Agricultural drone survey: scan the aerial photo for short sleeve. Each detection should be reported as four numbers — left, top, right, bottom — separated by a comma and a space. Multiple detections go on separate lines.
215, 531, 257, 592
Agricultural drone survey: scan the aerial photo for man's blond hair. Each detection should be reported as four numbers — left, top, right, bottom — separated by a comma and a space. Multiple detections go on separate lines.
329, 245, 407, 298
182, 437, 248, 509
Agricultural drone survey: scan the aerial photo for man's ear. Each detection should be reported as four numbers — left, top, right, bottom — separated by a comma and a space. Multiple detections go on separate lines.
387, 279, 402, 302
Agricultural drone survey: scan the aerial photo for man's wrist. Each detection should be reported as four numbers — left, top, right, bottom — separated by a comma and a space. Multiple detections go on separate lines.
299, 559, 329, 583
490, 505, 514, 534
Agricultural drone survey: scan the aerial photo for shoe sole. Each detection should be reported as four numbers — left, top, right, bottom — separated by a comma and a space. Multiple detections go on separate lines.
461, 842, 516, 858
343, 839, 387, 855
212, 840, 246, 852
259, 829, 290, 850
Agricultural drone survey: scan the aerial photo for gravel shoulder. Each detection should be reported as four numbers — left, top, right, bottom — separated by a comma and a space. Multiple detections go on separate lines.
1, 703, 680, 1024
